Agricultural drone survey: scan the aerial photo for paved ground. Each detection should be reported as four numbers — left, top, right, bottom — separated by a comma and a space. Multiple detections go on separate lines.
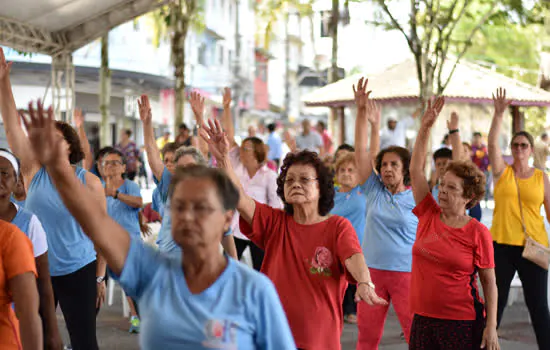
55, 196, 542, 349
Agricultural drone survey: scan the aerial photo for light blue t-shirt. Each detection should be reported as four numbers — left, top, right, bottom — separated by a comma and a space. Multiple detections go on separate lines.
432, 184, 439, 203
363, 172, 418, 272
330, 181, 368, 246
10, 196, 25, 208
105, 179, 142, 238
26, 167, 96, 276
151, 187, 164, 218
114, 238, 296, 349
267, 132, 283, 160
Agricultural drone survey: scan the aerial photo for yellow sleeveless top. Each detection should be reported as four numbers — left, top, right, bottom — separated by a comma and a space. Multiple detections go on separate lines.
491, 166, 549, 247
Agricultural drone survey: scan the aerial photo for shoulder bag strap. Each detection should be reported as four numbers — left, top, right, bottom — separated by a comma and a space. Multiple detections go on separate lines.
513, 170, 530, 240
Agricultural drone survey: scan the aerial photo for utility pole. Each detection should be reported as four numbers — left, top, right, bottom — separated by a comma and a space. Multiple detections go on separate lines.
283, 10, 291, 121
329, 0, 341, 142
232, 0, 241, 131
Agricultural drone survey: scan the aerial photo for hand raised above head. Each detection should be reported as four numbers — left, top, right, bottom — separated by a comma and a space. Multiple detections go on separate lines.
0, 47, 13, 81
223, 87, 232, 108
137, 95, 152, 124
492, 87, 511, 116
189, 91, 205, 122
352, 77, 371, 111
420, 96, 445, 129
199, 118, 230, 161
447, 111, 459, 130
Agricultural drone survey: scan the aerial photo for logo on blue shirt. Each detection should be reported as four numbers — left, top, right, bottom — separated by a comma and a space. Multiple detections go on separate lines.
202, 319, 237, 349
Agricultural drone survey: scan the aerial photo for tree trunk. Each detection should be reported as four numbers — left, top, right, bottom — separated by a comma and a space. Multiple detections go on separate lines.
172, 0, 188, 133
99, 33, 111, 147
329, 0, 340, 143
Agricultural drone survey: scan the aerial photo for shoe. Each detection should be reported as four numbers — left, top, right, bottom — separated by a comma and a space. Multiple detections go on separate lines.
129, 316, 140, 334
344, 314, 357, 324
64, 346, 72, 350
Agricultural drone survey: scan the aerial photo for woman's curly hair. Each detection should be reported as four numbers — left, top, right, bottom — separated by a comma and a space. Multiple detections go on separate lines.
55, 121, 85, 164
277, 150, 335, 216
444, 160, 486, 209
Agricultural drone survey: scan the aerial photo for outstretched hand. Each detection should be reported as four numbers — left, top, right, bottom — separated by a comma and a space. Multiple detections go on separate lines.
420, 96, 445, 129
199, 118, 230, 162
447, 111, 459, 130
137, 95, 152, 124
74, 108, 84, 129
352, 77, 371, 111
21, 100, 68, 167
0, 47, 13, 81
189, 91, 205, 123
492, 87, 511, 116
366, 99, 381, 126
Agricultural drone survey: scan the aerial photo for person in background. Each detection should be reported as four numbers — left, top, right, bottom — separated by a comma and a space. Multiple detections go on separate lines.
334, 144, 355, 162
533, 132, 550, 170
488, 88, 550, 349
0, 150, 62, 350
409, 96, 499, 350
266, 123, 283, 169
174, 123, 192, 147
115, 129, 140, 181
295, 119, 323, 154
471, 131, 491, 201
23, 104, 296, 350
316, 121, 333, 155
156, 131, 171, 150
379, 105, 422, 150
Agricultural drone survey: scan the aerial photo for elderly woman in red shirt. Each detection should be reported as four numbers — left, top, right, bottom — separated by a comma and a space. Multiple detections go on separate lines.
408, 97, 500, 350
200, 118, 387, 350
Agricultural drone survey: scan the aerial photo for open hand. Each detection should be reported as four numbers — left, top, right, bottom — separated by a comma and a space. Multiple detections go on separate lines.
199, 118, 230, 162
420, 96, 445, 129
223, 87, 232, 109
352, 77, 371, 111
481, 326, 500, 350
366, 99, 381, 126
137, 95, 152, 124
0, 47, 13, 81
355, 284, 388, 306
447, 111, 459, 130
74, 108, 84, 129
21, 100, 68, 167
189, 91, 205, 123
492, 87, 511, 116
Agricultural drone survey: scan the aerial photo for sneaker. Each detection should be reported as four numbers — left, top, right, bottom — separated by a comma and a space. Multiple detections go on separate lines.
129, 316, 140, 334
63, 346, 72, 350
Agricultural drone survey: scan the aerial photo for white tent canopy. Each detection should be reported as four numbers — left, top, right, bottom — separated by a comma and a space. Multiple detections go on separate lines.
0, 0, 167, 56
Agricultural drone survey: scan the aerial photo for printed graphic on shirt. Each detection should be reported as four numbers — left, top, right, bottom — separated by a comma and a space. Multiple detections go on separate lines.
309, 246, 333, 276
202, 319, 238, 349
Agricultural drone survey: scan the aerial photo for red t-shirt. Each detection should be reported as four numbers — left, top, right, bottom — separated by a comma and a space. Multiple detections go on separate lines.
240, 201, 362, 350
410, 194, 495, 321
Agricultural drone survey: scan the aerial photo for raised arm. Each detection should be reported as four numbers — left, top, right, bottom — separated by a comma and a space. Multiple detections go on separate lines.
0, 48, 40, 179
138, 95, 165, 182
448, 111, 462, 161
22, 102, 130, 276
221, 87, 238, 147
189, 91, 210, 158
74, 109, 93, 170
488, 88, 511, 180
410, 97, 445, 204
353, 78, 379, 183
200, 119, 256, 224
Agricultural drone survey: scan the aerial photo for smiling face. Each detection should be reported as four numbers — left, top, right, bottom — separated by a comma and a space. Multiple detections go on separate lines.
0, 157, 17, 200
438, 171, 470, 213
379, 152, 405, 188
511, 135, 533, 162
336, 161, 358, 189
283, 164, 320, 206
170, 178, 233, 250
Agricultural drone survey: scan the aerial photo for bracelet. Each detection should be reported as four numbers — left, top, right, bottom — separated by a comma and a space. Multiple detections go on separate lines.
449, 129, 459, 134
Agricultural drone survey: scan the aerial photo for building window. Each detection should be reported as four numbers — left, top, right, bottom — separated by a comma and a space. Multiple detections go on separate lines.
198, 43, 207, 66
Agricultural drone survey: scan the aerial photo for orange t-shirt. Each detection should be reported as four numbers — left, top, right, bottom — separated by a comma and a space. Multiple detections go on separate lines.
0, 221, 37, 350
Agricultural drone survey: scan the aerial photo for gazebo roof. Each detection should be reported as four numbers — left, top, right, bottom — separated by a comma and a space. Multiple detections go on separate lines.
0, 0, 167, 56
302, 58, 550, 107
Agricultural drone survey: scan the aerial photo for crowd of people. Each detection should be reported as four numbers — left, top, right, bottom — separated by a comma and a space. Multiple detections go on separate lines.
0, 45, 549, 350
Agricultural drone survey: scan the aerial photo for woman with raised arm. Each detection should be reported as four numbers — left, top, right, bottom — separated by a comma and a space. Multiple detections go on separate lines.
217, 88, 281, 271
138, 94, 237, 259
22, 103, 296, 350
409, 97, 499, 350
351, 78, 416, 348
488, 88, 550, 349
201, 117, 386, 350
0, 47, 105, 350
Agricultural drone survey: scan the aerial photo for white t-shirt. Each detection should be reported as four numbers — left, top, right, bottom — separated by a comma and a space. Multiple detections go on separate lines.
11, 204, 48, 257
296, 132, 323, 152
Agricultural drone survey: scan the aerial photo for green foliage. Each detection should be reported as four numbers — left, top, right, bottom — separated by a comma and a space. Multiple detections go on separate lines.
523, 106, 547, 136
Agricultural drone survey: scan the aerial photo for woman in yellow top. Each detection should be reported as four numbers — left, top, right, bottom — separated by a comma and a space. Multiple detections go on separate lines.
488, 88, 550, 349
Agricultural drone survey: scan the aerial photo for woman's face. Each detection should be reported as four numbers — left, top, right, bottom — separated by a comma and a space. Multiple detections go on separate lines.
170, 178, 233, 250
176, 154, 198, 168
336, 161, 358, 188
164, 151, 176, 174
239, 140, 257, 167
101, 153, 125, 178
283, 164, 320, 206
434, 157, 450, 180
13, 174, 25, 198
462, 145, 472, 160
438, 171, 470, 213
379, 152, 405, 189
0, 157, 17, 199
511, 135, 532, 161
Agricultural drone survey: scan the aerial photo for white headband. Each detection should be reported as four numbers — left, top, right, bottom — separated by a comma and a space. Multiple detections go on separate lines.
0, 151, 19, 177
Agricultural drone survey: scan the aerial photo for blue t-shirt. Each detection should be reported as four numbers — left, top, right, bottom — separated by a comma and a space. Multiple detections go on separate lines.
151, 187, 164, 218
330, 182, 368, 246
10, 196, 25, 208
432, 184, 439, 203
26, 167, 97, 276
105, 179, 142, 238
267, 132, 283, 160
114, 238, 295, 349
363, 172, 418, 272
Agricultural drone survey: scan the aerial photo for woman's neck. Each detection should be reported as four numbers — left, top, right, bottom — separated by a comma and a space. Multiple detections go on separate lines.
293, 203, 325, 225
244, 162, 261, 178
338, 183, 356, 193
440, 208, 470, 227
183, 249, 227, 294
512, 160, 531, 175
105, 175, 124, 187
386, 182, 407, 195
0, 200, 16, 222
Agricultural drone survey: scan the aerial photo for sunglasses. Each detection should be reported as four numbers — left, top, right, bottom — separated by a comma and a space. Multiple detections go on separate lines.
512, 142, 530, 150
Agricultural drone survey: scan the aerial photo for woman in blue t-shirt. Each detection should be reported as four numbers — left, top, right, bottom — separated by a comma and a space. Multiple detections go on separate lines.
23, 105, 296, 350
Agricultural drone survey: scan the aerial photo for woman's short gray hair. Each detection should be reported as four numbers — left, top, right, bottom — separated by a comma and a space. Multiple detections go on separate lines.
173, 146, 207, 166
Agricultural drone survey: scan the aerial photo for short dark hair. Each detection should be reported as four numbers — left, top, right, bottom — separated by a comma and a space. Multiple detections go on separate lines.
267, 123, 276, 133
55, 121, 85, 164
277, 150, 334, 216
99, 147, 126, 164
473, 132, 482, 138
433, 147, 453, 161
336, 144, 355, 153
125, 129, 132, 137
511, 131, 535, 149
179, 123, 189, 130
168, 165, 240, 211
161, 142, 179, 158
317, 121, 326, 130
242, 137, 267, 163
375, 146, 411, 186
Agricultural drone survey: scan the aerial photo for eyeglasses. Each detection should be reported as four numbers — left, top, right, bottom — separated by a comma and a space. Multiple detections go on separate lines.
102, 160, 123, 167
284, 176, 318, 186
512, 142, 530, 150
242, 146, 254, 151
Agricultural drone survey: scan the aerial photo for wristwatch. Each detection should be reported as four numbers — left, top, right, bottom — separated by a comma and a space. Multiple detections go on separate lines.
358, 281, 376, 289
96, 276, 105, 284
114, 190, 120, 199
